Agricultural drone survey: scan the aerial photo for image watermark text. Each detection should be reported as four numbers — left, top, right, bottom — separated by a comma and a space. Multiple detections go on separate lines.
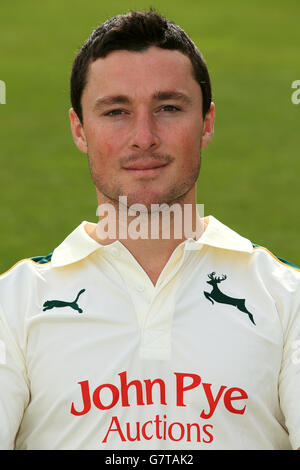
0, 80, 6, 104
95, 196, 205, 242
291, 80, 300, 104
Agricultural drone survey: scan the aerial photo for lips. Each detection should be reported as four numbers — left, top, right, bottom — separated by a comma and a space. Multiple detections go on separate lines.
123, 160, 168, 170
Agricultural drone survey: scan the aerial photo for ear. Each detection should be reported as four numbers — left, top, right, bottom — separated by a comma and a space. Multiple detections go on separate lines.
201, 102, 215, 149
69, 108, 88, 154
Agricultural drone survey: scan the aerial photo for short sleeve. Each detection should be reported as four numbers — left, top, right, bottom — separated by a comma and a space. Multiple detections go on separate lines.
0, 304, 30, 449
278, 290, 300, 449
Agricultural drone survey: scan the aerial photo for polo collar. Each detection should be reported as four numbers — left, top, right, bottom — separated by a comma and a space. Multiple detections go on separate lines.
51, 215, 253, 268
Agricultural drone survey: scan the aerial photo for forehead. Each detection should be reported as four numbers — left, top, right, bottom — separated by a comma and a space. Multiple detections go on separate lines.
83, 46, 200, 101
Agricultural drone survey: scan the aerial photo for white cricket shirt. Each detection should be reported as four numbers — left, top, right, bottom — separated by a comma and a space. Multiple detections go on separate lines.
0, 215, 299, 450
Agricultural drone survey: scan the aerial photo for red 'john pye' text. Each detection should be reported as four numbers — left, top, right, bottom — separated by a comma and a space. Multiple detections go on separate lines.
70, 371, 248, 419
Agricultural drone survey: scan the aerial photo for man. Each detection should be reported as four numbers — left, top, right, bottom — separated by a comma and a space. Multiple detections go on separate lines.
0, 9, 299, 450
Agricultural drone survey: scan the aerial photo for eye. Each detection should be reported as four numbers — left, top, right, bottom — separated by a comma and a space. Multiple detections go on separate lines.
160, 105, 181, 113
104, 109, 126, 117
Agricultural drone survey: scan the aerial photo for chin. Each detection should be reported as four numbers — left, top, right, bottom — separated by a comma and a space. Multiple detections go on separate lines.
124, 192, 173, 211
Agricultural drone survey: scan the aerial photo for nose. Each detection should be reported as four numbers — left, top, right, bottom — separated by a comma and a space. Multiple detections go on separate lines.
129, 111, 160, 152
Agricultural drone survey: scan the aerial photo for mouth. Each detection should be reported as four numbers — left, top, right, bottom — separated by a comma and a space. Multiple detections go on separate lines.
123, 161, 169, 177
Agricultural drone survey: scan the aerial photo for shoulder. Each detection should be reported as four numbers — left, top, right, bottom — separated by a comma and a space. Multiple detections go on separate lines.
246, 243, 300, 327
249, 243, 300, 291
0, 252, 54, 332
251, 243, 300, 273
0, 252, 54, 286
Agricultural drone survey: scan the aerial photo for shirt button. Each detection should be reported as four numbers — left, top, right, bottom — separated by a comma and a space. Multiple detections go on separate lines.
111, 247, 119, 257
136, 283, 145, 292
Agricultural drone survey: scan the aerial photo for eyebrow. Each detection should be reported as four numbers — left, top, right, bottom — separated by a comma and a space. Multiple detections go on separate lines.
93, 95, 130, 112
92, 90, 193, 112
152, 91, 193, 105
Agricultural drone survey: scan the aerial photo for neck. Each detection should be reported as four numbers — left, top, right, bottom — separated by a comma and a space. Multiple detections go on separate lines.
85, 191, 207, 285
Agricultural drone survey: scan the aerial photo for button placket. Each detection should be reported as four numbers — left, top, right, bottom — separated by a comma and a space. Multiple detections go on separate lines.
135, 283, 145, 293
103, 241, 189, 360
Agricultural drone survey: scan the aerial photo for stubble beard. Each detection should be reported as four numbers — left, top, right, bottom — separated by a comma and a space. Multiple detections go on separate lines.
87, 151, 202, 214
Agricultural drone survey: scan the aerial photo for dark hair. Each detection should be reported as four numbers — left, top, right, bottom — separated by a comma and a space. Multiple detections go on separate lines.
70, 9, 212, 123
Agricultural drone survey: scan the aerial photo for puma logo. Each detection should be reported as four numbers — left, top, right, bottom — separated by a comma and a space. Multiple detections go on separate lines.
204, 272, 255, 325
43, 289, 86, 314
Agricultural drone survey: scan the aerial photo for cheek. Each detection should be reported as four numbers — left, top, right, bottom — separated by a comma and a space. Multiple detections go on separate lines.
86, 127, 121, 169
172, 127, 202, 170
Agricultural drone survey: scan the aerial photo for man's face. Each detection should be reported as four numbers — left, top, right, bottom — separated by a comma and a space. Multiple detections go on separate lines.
70, 46, 214, 210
